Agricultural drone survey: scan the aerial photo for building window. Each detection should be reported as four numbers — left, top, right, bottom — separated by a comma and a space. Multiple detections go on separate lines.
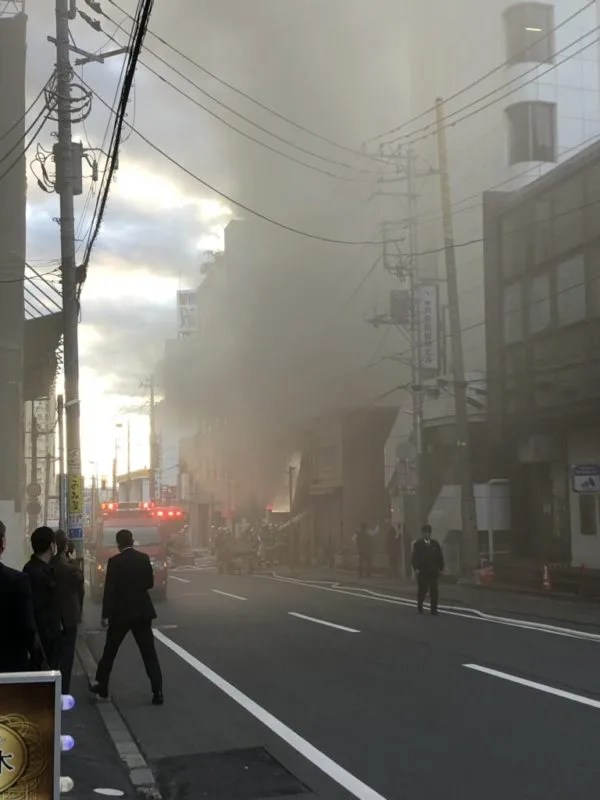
506, 102, 556, 165
557, 255, 586, 327
505, 3, 554, 65
503, 282, 523, 344
528, 273, 551, 334
579, 494, 598, 536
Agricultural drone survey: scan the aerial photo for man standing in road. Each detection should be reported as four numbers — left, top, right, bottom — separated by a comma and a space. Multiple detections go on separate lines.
412, 524, 444, 616
91, 529, 163, 705
0, 521, 46, 671
52, 530, 84, 694
23, 526, 61, 667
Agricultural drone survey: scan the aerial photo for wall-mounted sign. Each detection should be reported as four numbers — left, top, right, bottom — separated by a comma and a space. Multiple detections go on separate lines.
572, 464, 600, 493
177, 290, 197, 337
417, 284, 440, 373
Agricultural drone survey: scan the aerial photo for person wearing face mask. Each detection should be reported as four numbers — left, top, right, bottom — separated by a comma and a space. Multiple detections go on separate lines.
411, 523, 444, 616
23, 526, 62, 669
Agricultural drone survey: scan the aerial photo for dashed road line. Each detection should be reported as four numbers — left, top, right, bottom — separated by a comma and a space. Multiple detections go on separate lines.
257, 574, 600, 644
464, 663, 600, 710
169, 575, 191, 583
212, 589, 247, 601
288, 612, 360, 633
154, 630, 388, 800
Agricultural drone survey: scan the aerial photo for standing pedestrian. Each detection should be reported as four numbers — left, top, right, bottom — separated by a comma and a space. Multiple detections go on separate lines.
23, 526, 61, 668
356, 522, 373, 578
52, 530, 84, 694
412, 524, 444, 615
386, 519, 401, 577
0, 521, 46, 671
90, 529, 163, 705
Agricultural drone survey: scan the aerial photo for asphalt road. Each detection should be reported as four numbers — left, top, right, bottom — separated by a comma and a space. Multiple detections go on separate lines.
85, 567, 600, 800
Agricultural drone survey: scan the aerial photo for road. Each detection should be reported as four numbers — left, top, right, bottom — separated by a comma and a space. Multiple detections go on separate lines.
85, 566, 600, 800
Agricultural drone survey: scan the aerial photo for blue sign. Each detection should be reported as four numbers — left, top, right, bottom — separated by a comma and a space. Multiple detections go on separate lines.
69, 527, 84, 541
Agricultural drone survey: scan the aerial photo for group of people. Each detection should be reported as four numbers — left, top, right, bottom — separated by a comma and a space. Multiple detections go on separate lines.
0, 521, 83, 692
356, 520, 445, 615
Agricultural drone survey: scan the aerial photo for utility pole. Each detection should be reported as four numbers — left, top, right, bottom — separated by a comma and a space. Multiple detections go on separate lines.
149, 375, 157, 502
57, 394, 65, 530
28, 405, 39, 533
288, 465, 295, 576
55, 0, 83, 556
125, 420, 131, 501
435, 98, 479, 574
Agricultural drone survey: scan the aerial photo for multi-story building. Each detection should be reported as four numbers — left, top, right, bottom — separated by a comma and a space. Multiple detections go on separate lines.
484, 137, 600, 569
392, 0, 600, 529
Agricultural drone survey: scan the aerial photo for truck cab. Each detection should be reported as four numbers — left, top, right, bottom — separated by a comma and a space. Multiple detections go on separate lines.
88, 503, 169, 604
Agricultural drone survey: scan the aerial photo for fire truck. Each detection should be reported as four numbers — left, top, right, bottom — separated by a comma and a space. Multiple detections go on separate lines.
88, 501, 188, 604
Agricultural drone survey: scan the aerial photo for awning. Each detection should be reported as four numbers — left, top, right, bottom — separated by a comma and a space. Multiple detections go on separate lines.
24, 313, 62, 401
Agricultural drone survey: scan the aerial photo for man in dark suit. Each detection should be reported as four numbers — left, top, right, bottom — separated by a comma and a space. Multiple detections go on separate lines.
91, 529, 163, 705
52, 530, 84, 694
0, 521, 46, 672
412, 524, 444, 616
23, 526, 61, 668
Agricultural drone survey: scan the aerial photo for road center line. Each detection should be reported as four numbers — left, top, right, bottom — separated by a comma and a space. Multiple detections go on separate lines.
288, 612, 360, 634
170, 575, 191, 583
212, 589, 247, 601
154, 630, 387, 800
464, 664, 600, 710
258, 575, 600, 644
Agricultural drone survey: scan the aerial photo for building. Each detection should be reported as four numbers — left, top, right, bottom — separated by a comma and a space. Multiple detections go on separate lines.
0, 8, 27, 566
484, 136, 600, 569
395, 0, 600, 531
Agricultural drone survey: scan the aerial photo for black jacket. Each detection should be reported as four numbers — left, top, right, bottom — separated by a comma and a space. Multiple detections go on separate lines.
0, 563, 45, 671
102, 547, 157, 624
412, 538, 444, 575
23, 556, 62, 641
51, 552, 84, 628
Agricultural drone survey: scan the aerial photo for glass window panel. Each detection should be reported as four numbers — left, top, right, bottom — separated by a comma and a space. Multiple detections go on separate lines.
557, 254, 585, 326
528, 273, 551, 334
505, 3, 554, 65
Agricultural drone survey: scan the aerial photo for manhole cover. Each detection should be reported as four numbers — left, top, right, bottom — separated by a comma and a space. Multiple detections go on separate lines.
154, 747, 309, 799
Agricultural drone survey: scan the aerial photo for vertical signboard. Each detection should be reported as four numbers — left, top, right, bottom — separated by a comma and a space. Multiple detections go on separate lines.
177, 290, 197, 337
417, 284, 440, 373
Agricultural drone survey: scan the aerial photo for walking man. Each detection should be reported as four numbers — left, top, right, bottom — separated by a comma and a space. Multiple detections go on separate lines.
52, 530, 84, 694
23, 526, 61, 668
91, 529, 163, 705
412, 524, 444, 615
0, 521, 46, 671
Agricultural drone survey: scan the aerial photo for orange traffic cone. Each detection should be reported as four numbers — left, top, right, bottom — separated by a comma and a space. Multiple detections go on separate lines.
542, 564, 551, 591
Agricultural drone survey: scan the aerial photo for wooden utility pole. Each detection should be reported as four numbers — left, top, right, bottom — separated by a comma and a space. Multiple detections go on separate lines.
435, 98, 479, 574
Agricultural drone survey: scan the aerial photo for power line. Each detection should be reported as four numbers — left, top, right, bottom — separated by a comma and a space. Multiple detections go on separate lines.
0, 111, 50, 183
0, 105, 51, 167
106, 0, 389, 167
400, 33, 600, 149
0, 82, 48, 143
366, 0, 596, 145
99, 10, 388, 183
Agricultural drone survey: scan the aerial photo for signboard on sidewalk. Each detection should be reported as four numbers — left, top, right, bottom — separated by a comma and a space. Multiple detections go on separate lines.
572, 464, 600, 493
0, 672, 62, 799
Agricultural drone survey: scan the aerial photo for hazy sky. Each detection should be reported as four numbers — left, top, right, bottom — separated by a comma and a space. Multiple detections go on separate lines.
24, 1, 407, 481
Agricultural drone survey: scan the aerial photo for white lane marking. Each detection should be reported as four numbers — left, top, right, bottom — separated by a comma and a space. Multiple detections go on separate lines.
154, 630, 388, 800
94, 790, 125, 797
464, 664, 600, 710
288, 612, 360, 634
212, 589, 247, 601
257, 574, 600, 644
170, 575, 191, 584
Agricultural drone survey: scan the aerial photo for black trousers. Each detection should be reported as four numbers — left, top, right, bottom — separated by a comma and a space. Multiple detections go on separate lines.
96, 620, 163, 694
59, 626, 78, 694
417, 572, 439, 613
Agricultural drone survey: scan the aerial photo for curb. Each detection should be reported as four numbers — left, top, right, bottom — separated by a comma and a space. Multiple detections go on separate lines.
76, 637, 163, 799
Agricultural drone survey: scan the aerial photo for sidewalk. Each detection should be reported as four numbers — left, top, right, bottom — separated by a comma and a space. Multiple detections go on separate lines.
274, 565, 600, 629
63, 652, 137, 799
